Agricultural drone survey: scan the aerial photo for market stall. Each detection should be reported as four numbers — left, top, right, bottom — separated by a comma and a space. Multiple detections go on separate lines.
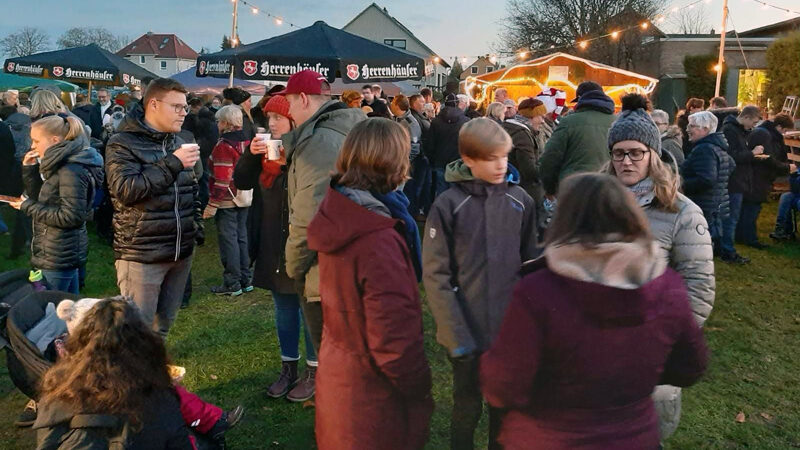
463, 52, 657, 111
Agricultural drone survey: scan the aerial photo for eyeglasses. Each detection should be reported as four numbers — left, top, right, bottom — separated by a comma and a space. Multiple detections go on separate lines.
155, 99, 189, 113
610, 148, 650, 161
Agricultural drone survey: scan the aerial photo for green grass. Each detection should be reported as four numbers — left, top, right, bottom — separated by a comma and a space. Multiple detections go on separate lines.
0, 200, 799, 449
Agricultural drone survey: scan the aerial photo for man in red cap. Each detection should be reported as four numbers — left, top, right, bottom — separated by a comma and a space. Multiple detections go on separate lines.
263, 70, 365, 397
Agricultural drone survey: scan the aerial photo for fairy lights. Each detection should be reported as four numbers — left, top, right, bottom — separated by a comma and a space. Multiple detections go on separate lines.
232, 0, 302, 29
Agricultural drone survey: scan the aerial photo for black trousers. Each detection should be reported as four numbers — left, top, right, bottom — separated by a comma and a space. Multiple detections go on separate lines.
294, 277, 323, 354
450, 355, 504, 450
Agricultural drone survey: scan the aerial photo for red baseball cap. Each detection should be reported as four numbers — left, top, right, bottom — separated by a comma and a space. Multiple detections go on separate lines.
274, 70, 330, 96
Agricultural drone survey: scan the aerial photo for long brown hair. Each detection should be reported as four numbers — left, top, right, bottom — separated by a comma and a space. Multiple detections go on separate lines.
546, 173, 652, 247
335, 118, 410, 194
39, 298, 173, 428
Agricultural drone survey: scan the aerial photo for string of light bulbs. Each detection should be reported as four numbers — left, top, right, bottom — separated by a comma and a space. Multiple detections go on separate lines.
233, 0, 302, 29
745, 0, 800, 16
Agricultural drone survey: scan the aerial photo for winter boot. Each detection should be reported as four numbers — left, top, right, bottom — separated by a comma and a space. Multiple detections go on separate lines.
286, 365, 316, 403
267, 360, 299, 398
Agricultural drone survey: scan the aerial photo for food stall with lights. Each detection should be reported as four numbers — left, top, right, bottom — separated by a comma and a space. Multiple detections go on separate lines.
462, 52, 657, 111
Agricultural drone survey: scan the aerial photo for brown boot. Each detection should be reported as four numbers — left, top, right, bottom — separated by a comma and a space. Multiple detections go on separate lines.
267, 361, 298, 398
286, 365, 316, 402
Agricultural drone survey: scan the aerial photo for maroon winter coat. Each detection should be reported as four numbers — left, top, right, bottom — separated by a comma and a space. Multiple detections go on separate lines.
480, 261, 707, 449
307, 187, 433, 450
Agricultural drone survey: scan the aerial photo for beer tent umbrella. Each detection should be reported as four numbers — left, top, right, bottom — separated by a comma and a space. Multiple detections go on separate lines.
170, 66, 266, 96
3, 43, 157, 97
196, 21, 424, 85
0, 72, 78, 93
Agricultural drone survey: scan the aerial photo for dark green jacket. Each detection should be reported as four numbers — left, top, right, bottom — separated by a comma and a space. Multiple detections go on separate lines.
539, 92, 615, 195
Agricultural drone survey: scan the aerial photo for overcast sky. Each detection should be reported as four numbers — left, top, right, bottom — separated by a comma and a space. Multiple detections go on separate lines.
1, 0, 796, 62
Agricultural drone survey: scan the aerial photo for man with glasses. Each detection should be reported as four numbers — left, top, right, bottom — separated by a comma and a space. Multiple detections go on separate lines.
87, 88, 114, 139
105, 78, 202, 337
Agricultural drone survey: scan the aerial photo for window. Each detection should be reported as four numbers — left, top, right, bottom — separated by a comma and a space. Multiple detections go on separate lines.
486, 67, 494, 73
160, 61, 167, 70
471, 66, 478, 74
383, 39, 407, 50
139, 55, 146, 64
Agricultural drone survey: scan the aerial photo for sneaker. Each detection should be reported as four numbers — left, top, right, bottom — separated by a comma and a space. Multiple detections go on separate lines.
242, 285, 254, 293
721, 253, 751, 265
210, 285, 243, 297
267, 361, 299, 398
209, 405, 245, 446
286, 365, 316, 403
770, 229, 795, 241
14, 400, 37, 427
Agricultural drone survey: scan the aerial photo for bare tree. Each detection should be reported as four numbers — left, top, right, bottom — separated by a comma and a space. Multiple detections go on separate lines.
57, 27, 130, 52
666, 4, 711, 34
0, 27, 50, 57
500, 0, 662, 67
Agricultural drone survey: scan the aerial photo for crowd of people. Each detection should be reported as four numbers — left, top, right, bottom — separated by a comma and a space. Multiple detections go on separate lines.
0, 69, 797, 449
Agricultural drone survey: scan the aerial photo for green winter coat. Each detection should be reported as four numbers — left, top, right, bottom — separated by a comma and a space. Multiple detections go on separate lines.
283, 100, 366, 301
539, 94, 616, 195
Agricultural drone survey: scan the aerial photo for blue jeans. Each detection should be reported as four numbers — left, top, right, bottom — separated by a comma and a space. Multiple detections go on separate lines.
403, 156, 432, 216
776, 192, 800, 233
272, 291, 317, 363
42, 269, 80, 294
708, 213, 724, 255
433, 167, 450, 198
721, 193, 743, 257
737, 201, 763, 245
215, 207, 252, 289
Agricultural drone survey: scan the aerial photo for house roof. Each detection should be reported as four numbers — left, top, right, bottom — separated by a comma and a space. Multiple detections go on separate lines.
737, 16, 800, 38
465, 56, 499, 69
344, 3, 450, 68
117, 33, 198, 60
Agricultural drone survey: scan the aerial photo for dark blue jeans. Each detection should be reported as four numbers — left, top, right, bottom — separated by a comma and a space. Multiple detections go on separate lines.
737, 201, 763, 245
42, 269, 80, 294
708, 212, 724, 256
272, 291, 317, 363
215, 207, 252, 289
776, 192, 800, 233
721, 193, 743, 257
433, 167, 450, 198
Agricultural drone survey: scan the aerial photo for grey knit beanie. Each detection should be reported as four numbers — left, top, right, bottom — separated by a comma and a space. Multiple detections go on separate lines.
608, 97, 662, 156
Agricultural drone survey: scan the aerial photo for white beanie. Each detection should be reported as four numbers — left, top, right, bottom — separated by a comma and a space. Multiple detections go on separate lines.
56, 298, 105, 334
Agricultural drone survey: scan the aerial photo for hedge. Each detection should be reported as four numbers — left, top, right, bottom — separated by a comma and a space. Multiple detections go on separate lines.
766, 32, 800, 114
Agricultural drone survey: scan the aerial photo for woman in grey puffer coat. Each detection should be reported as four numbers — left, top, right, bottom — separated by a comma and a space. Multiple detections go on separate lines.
606, 94, 715, 441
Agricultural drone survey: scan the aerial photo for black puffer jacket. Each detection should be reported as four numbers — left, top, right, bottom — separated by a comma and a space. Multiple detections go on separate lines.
427, 106, 470, 169
21, 135, 104, 270
105, 104, 199, 264
681, 132, 735, 221
721, 115, 754, 195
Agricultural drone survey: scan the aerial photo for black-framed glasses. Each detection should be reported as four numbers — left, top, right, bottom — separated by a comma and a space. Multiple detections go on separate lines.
155, 99, 189, 113
610, 148, 650, 161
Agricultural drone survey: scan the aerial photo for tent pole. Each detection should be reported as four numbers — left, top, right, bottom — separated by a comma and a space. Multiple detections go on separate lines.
229, 0, 239, 88
714, 0, 728, 98
88, 81, 93, 102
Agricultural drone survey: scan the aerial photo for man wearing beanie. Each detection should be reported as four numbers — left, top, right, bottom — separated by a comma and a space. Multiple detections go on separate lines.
223, 87, 255, 140
606, 93, 715, 444
539, 80, 615, 197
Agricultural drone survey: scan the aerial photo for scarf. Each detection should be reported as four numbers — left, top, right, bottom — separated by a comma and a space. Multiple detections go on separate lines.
372, 190, 423, 281
628, 177, 656, 207
259, 158, 283, 188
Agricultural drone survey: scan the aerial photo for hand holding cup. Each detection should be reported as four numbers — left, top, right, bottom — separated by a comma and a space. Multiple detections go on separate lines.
174, 144, 200, 169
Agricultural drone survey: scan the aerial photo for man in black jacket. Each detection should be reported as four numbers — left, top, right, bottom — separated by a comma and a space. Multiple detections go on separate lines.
720, 106, 761, 262
427, 93, 470, 197
105, 78, 201, 338
361, 84, 391, 118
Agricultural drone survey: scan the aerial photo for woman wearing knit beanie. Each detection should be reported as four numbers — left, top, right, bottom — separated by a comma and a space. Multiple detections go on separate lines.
233, 95, 318, 402
605, 93, 715, 443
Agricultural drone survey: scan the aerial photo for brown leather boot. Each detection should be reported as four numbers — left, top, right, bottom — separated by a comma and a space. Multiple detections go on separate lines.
267, 360, 298, 398
286, 365, 316, 402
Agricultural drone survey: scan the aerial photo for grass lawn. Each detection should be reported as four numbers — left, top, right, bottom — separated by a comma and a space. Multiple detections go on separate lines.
1, 199, 799, 449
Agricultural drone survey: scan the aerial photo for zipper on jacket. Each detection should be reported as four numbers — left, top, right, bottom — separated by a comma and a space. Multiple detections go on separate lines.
163, 138, 181, 262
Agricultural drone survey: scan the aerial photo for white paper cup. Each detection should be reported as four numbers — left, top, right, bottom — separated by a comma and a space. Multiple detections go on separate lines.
255, 133, 271, 142
179, 143, 200, 152
266, 140, 282, 160
256, 127, 267, 134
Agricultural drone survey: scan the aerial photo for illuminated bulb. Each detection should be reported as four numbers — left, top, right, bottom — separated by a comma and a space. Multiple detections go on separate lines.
550, 45, 555, 49
231, 38, 239, 45
578, 41, 588, 49
489, 55, 497, 64
713, 64, 721, 71
461, 57, 468, 64
641, 22, 649, 30
519, 51, 528, 59
251, 7, 258, 13
230, 0, 235, 3
433, 56, 440, 63
671, 6, 679, 12
657, 16, 666, 23
611, 31, 620, 39
275, 17, 283, 25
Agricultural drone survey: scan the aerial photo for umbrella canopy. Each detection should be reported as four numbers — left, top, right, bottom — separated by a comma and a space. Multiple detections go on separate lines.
196, 21, 424, 84
329, 79, 418, 97
0, 72, 78, 92
170, 66, 266, 96
3, 44, 157, 87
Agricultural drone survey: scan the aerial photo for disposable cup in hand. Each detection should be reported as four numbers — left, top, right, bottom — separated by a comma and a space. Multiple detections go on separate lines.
180, 143, 200, 153
266, 140, 282, 160
256, 133, 271, 142
256, 127, 267, 134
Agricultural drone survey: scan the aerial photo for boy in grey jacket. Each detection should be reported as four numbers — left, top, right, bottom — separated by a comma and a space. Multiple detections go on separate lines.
423, 118, 539, 449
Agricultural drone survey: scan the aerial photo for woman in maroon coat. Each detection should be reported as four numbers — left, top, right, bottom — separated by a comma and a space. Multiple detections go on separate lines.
480, 173, 708, 450
307, 119, 433, 450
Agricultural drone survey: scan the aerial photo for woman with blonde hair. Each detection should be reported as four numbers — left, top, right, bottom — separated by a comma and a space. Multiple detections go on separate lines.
8, 115, 103, 294
308, 118, 432, 449
606, 93, 714, 441
486, 101, 506, 123
29, 89, 69, 120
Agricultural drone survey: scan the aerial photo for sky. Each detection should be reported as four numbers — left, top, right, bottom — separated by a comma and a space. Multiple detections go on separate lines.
0, 0, 797, 63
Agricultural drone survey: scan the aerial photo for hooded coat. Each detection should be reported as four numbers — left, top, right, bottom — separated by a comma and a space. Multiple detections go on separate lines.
747, 120, 790, 203
721, 115, 754, 195
427, 106, 470, 169
423, 160, 538, 357
681, 132, 735, 221
502, 119, 543, 201
308, 186, 433, 450
480, 242, 707, 449
282, 100, 366, 301
105, 103, 200, 264
20, 135, 104, 271
539, 91, 616, 195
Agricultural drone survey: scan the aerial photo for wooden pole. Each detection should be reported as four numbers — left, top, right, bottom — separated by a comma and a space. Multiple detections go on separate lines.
714, 0, 729, 98
229, 0, 239, 88
88, 80, 93, 103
